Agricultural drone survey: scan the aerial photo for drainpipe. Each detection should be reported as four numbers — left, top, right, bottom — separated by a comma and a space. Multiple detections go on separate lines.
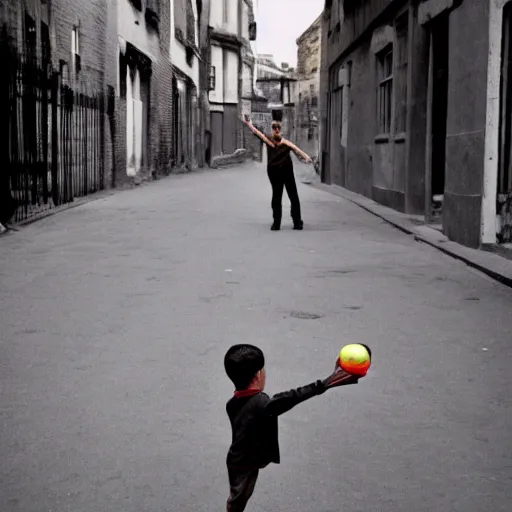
481, 0, 504, 246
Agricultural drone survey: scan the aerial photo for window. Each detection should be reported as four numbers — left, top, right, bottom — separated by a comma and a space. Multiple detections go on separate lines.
310, 84, 315, 94
208, 65, 216, 91
119, 53, 127, 98
71, 27, 80, 56
377, 47, 393, 134
24, 13, 36, 61
72, 26, 81, 76
41, 22, 51, 64
394, 13, 408, 133
311, 96, 318, 107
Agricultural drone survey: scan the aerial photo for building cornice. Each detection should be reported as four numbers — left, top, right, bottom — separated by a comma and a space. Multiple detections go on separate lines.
210, 28, 243, 51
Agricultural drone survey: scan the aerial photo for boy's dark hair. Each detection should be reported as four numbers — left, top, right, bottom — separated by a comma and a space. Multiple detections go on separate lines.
224, 344, 265, 390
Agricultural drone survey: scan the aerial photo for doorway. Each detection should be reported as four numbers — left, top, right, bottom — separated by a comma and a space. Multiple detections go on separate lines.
426, 14, 449, 224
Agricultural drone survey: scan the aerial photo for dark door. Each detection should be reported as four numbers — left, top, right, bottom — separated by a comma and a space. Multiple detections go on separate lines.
431, 15, 449, 199
211, 111, 223, 158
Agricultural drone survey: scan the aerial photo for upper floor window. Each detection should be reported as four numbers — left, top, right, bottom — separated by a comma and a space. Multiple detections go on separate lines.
72, 25, 81, 76
394, 13, 408, 134
377, 46, 393, 134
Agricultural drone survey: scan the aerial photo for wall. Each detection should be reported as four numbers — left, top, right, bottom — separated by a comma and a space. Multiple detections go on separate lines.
443, 0, 489, 247
341, 42, 374, 197
52, 0, 110, 92
242, 0, 250, 40
116, 0, 173, 180
257, 79, 282, 104
224, 49, 239, 103
257, 60, 286, 78
242, 61, 253, 97
209, 44, 224, 103
209, 0, 222, 28
296, 16, 322, 159
323, 0, 420, 211
152, 0, 173, 176
325, 0, 396, 68
210, 0, 238, 34
51, 0, 115, 188
118, 0, 158, 60
171, 0, 199, 86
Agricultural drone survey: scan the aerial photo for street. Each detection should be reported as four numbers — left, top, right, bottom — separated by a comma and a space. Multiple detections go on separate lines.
1, 160, 511, 512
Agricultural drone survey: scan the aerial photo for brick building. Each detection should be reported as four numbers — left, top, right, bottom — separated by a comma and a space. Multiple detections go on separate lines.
115, 0, 173, 183
0, 0, 117, 224
295, 15, 322, 160
321, 0, 512, 249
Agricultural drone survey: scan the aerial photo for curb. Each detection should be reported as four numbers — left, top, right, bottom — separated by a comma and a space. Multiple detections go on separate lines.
312, 182, 512, 289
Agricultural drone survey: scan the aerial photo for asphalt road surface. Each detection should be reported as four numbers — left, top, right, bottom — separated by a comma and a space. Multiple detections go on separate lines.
1, 161, 511, 512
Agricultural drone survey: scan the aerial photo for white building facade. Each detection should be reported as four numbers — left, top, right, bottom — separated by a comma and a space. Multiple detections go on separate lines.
205, 0, 256, 161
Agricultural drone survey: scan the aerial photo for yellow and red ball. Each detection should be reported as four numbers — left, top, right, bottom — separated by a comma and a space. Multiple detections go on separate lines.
337, 344, 371, 377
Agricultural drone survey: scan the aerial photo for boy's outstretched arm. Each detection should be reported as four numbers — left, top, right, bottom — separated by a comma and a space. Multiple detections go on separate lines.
263, 370, 358, 417
242, 116, 275, 148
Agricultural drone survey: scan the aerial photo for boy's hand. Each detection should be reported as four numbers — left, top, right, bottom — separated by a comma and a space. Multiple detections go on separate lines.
323, 366, 359, 389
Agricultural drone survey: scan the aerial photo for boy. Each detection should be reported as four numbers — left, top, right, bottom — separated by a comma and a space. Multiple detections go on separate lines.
224, 344, 369, 512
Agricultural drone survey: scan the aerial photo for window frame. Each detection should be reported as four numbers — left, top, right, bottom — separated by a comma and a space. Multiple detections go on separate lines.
376, 45, 393, 136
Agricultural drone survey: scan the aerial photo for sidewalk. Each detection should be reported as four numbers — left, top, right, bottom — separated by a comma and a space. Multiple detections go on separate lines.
310, 178, 512, 288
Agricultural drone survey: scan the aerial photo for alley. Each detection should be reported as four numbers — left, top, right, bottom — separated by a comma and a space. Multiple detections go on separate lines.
1, 161, 511, 512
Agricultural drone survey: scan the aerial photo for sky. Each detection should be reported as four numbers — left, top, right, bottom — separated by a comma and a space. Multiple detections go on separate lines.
254, 0, 324, 68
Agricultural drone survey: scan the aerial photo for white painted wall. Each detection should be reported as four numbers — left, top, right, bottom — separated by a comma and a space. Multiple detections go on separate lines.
482, 0, 507, 245
209, 44, 224, 103
252, 0, 259, 90
242, 2, 250, 40
210, 0, 239, 34
226, 0, 239, 35
170, 0, 200, 86
210, 0, 224, 29
224, 49, 239, 103
118, 0, 158, 62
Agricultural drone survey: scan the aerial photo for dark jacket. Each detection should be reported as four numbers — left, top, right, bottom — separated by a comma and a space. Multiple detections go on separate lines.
226, 380, 327, 469
266, 134, 292, 169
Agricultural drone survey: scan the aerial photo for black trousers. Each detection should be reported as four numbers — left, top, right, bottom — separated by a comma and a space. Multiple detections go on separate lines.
267, 161, 302, 226
226, 467, 260, 512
